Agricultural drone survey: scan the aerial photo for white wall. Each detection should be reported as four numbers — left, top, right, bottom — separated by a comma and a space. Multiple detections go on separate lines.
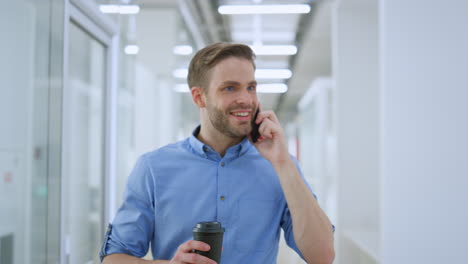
334, 0, 380, 231
332, 0, 380, 262
332, 0, 468, 262
380, 0, 468, 262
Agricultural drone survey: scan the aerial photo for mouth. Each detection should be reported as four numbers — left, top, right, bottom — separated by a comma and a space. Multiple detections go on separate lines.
229, 110, 252, 121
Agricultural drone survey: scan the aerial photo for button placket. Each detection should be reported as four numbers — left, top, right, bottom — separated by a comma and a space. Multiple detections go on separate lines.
217, 159, 228, 224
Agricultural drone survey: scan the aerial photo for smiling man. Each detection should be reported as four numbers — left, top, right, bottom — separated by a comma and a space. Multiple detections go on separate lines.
100, 43, 335, 264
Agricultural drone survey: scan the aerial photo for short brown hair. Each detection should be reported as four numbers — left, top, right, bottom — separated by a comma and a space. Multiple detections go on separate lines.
187, 42, 256, 90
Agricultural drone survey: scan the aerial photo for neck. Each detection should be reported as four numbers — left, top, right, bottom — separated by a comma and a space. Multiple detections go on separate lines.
197, 121, 244, 157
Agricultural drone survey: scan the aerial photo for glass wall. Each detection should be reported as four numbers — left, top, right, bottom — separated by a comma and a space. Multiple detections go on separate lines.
0, 0, 63, 263
62, 21, 107, 264
0, 1, 206, 263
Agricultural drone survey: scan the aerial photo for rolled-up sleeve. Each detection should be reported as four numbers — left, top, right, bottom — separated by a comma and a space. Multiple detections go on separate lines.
100, 154, 155, 262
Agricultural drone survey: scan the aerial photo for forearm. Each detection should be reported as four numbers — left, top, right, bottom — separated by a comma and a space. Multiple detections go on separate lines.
272, 158, 335, 264
102, 253, 169, 264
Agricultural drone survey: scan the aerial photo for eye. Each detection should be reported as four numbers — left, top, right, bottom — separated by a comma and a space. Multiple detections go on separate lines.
247, 85, 256, 91
224, 86, 234, 91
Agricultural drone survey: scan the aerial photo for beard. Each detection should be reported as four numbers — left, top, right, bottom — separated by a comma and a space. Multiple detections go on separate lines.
207, 103, 254, 139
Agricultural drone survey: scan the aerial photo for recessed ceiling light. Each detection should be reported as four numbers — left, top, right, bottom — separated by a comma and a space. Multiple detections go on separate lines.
99, 5, 140, 15
256, 69, 292, 79
250, 45, 297, 56
173, 69, 189, 79
173, 45, 193, 55
257, 83, 288, 93
218, 4, 311, 15
124, 45, 139, 55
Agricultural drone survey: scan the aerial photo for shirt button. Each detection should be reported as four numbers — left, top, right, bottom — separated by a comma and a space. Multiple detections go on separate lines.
221, 162, 225, 167
220, 196, 225, 201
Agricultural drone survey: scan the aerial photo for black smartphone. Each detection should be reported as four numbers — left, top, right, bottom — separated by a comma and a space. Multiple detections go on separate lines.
251, 108, 261, 143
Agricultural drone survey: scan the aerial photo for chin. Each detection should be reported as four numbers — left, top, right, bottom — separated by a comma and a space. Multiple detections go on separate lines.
224, 128, 248, 139
235, 128, 251, 138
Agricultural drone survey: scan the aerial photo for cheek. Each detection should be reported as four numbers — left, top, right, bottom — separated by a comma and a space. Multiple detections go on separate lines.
208, 100, 225, 113
251, 95, 259, 106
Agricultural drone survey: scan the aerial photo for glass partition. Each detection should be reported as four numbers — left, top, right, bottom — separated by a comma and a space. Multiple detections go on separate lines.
63, 21, 107, 264
0, 0, 63, 263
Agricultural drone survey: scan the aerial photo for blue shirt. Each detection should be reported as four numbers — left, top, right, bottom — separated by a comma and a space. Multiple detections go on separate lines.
100, 127, 316, 263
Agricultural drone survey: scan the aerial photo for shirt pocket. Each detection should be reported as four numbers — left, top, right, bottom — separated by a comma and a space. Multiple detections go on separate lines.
234, 198, 279, 252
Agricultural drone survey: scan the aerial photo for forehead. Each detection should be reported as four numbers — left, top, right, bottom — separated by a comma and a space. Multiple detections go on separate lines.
208, 57, 255, 86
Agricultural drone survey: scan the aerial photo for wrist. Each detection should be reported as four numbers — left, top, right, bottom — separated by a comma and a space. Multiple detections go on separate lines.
270, 154, 294, 168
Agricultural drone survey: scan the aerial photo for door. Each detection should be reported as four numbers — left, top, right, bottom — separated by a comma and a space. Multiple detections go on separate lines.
62, 1, 118, 263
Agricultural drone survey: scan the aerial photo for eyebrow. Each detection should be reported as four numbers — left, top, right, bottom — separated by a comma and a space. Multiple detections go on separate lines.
219, 80, 257, 86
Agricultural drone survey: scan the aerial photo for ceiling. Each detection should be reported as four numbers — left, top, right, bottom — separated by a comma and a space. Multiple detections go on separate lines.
135, 0, 332, 122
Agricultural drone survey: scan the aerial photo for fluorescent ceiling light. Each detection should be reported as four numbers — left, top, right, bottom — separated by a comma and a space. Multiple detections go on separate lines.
173, 69, 189, 79
257, 83, 288, 93
174, 84, 190, 93
173, 45, 193, 55
233, 31, 296, 42
218, 4, 310, 15
173, 68, 292, 79
99, 5, 140, 14
124, 45, 139, 55
256, 69, 292, 79
250, 45, 297, 55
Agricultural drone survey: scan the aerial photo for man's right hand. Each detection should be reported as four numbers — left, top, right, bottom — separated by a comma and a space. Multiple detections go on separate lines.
170, 240, 216, 264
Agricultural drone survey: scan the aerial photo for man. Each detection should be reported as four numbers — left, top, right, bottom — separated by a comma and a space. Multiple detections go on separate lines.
100, 43, 334, 264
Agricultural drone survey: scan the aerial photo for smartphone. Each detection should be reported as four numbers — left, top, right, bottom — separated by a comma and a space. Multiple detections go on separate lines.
251, 108, 261, 143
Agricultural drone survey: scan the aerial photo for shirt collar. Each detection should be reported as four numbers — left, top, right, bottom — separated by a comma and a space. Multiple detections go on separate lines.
188, 126, 206, 156
188, 125, 253, 158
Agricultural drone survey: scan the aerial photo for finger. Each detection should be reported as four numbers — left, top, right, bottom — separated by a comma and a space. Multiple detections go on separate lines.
179, 240, 210, 253
259, 121, 267, 137
178, 252, 217, 264
262, 127, 274, 139
259, 119, 276, 139
256, 110, 279, 124
264, 110, 279, 123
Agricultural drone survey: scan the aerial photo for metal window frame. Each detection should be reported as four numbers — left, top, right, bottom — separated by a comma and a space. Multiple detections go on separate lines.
61, 0, 119, 263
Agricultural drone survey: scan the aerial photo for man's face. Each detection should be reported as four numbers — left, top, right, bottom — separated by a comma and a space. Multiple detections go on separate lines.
203, 57, 258, 139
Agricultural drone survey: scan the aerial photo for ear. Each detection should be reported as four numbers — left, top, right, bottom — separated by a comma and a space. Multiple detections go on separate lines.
191, 86, 206, 108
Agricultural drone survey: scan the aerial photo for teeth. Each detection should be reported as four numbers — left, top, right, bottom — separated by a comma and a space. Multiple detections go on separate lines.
233, 112, 249, 117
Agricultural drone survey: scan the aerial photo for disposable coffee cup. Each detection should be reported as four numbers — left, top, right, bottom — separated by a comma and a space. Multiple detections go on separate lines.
192, 221, 225, 263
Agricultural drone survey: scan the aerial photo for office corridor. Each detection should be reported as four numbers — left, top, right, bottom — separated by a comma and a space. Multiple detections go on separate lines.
0, 0, 467, 264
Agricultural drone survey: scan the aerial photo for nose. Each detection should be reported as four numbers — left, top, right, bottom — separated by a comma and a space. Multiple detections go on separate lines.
235, 89, 255, 107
